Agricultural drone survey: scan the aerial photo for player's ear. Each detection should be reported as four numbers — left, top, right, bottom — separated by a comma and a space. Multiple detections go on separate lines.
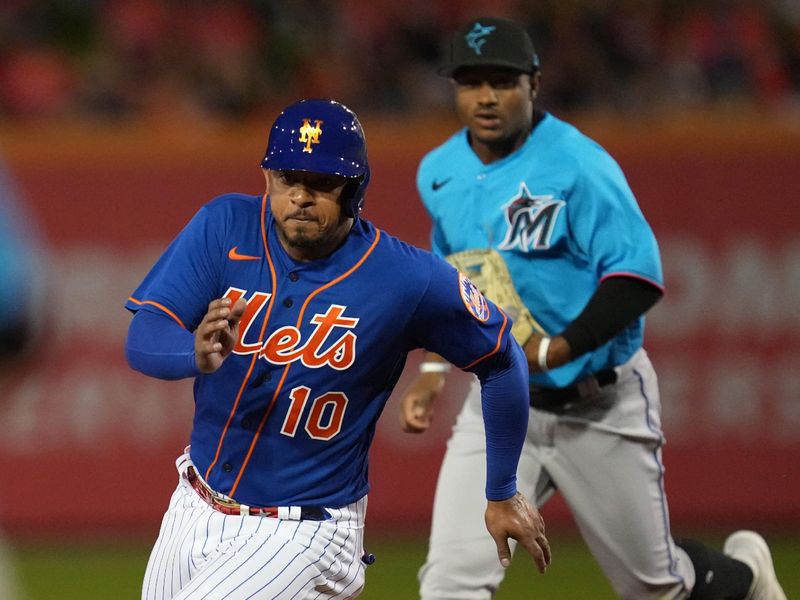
530, 71, 541, 101
262, 168, 270, 193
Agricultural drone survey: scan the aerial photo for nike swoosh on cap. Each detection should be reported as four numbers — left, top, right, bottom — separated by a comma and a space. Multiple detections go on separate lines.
432, 177, 453, 191
228, 246, 260, 261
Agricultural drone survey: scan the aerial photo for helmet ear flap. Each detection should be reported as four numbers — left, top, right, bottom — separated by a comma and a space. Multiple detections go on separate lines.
341, 179, 359, 217
341, 174, 366, 217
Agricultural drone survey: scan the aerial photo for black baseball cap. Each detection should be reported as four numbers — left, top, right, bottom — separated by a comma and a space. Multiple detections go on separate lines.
439, 17, 540, 77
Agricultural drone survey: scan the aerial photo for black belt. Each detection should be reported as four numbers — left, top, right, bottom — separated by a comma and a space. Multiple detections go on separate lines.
530, 368, 618, 413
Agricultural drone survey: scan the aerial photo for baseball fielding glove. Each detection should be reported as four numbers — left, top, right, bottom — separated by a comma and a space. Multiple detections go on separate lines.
445, 248, 546, 344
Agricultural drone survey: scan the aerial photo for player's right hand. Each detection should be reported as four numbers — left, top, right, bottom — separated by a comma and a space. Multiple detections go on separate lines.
398, 373, 444, 433
194, 297, 247, 373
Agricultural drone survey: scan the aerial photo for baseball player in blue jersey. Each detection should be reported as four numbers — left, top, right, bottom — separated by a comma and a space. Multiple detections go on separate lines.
399, 17, 786, 600
124, 98, 550, 600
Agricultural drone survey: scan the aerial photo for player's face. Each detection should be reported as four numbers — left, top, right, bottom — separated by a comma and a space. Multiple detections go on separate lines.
453, 66, 539, 163
266, 169, 354, 261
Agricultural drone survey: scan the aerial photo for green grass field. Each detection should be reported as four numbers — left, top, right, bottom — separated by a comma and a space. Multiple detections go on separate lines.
13, 534, 800, 599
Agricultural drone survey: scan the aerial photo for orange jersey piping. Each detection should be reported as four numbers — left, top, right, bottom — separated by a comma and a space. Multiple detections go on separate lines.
228, 227, 383, 497
205, 194, 278, 484
460, 306, 509, 371
127, 297, 186, 330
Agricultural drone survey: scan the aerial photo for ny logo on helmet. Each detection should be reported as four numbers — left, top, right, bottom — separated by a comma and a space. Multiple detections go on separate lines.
298, 119, 323, 153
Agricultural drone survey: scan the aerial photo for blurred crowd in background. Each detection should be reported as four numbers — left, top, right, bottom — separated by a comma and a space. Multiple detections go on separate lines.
1, 0, 800, 121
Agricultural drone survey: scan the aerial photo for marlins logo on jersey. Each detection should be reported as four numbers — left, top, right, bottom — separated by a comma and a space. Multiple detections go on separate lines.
498, 182, 565, 251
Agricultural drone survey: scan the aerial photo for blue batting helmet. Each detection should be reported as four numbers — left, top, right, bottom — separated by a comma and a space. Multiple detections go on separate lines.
261, 99, 370, 217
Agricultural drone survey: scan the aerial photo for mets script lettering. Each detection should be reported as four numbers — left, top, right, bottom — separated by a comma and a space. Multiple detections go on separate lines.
497, 182, 565, 251
223, 287, 358, 370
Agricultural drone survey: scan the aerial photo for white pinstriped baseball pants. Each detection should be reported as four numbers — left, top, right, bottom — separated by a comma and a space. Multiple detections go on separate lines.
142, 454, 368, 600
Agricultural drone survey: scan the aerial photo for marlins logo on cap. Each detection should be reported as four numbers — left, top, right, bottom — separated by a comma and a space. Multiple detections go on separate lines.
458, 272, 490, 322
465, 22, 496, 55
439, 16, 540, 76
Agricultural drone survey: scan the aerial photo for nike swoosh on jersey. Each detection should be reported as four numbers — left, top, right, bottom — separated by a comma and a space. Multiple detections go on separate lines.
431, 177, 452, 191
228, 246, 260, 261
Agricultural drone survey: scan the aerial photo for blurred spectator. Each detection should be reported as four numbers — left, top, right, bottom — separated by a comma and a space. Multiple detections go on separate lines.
678, 0, 791, 105
79, 0, 173, 119
0, 151, 48, 600
0, 47, 76, 117
0, 154, 47, 364
0, 0, 798, 120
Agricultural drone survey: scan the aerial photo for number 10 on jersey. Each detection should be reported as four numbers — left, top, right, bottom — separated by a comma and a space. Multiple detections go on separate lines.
280, 386, 349, 441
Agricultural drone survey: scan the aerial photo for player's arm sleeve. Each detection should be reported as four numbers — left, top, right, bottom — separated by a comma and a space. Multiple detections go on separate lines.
567, 156, 663, 289
125, 203, 225, 330
411, 257, 529, 500
557, 153, 664, 359
125, 309, 200, 380
559, 275, 663, 358
471, 336, 530, 500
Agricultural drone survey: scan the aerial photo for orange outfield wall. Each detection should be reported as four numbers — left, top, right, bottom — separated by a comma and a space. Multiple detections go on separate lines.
1, 111, 798, 539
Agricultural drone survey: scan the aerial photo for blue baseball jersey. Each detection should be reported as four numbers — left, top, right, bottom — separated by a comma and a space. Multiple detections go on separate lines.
126, 194, 519, 507
418, 112, 663, 387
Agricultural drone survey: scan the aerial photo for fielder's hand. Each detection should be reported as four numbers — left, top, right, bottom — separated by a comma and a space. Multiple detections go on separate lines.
398, 372, 445, 433
523, 333, 571, 374
194, 297, 247, 373
485, 491, 551, 573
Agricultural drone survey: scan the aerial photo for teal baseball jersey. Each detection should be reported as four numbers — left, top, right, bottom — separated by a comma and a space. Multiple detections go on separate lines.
418, 112, 664, 387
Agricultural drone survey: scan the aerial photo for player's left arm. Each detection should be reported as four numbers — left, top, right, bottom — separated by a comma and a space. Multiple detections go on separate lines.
411, 260, 530, 497
486, 491, 551, 572
527, 156, 664, 372
470, 335, 550, 572
411, 257, 550, 571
